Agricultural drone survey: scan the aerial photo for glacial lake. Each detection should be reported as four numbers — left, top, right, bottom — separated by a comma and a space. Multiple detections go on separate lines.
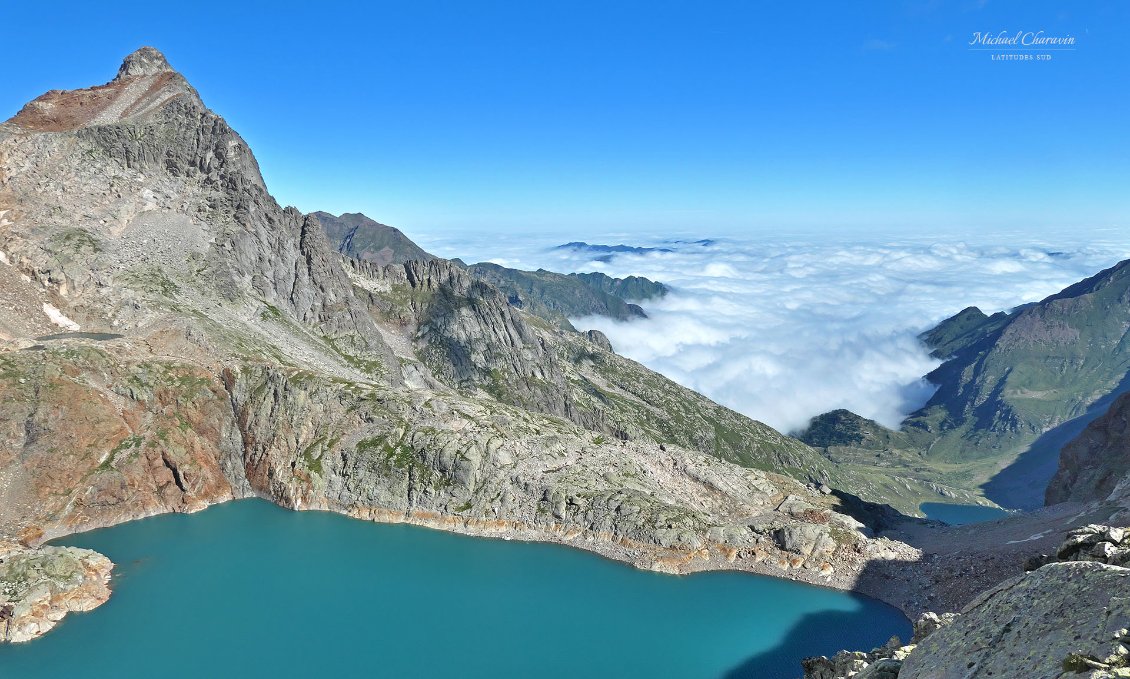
920, 502, 1010, 526
0, 500, 910, 678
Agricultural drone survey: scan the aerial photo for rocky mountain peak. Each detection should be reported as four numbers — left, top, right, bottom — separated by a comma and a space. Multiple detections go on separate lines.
5, 46, 197, 132
113, 46, 175, 80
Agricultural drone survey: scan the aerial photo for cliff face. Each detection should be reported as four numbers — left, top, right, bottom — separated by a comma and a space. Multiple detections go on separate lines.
0, 48, 918, 642
1047, 392, 1130, 506
345, 256, 829, 476
0, 347, 247, 542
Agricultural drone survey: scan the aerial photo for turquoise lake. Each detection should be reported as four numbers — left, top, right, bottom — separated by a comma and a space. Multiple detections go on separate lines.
0, 500, 910, 678
920, 502, 1010, 526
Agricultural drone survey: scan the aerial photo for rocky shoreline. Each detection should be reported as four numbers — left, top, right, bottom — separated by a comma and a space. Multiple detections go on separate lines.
0, 541, 112, 643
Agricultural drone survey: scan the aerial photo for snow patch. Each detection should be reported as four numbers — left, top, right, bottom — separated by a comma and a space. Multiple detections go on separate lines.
1006, 530, 1051, 545
0, 251, 9, 266
42, 303, 80, 331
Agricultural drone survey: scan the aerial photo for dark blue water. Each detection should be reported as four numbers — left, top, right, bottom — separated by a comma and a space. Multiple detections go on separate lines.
920, 502, 1009, 526
0, 500, 909, 678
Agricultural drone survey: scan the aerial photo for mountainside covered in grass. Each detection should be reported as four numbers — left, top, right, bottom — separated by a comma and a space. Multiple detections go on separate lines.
799, 259, 1130, 510
903, 259, 1130, 462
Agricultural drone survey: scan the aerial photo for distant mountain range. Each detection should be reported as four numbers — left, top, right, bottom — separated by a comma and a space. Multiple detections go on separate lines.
799, 257, 1130, 509
553, 241, 673, 262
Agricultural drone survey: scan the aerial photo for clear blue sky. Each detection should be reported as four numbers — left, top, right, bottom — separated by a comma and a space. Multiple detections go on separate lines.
2, 1, 1127, 236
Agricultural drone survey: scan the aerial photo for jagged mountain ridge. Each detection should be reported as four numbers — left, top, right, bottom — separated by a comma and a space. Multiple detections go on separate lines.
466, 262, 654, 329
0, 47, 398, 377
313, 210, 669, 330
0, 49, 912, 641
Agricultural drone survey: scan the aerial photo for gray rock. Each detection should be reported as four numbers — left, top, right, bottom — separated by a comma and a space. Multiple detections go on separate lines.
911, 612, 957, 644
583, 329, 614, 353
774, 524, 828, 556
1058, 525, 1130, 566
114, 46, 175, 80
900, 562, 1130, 679
855, 658, 903, 679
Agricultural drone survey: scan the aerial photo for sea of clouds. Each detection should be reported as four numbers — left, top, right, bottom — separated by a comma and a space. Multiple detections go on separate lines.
418, 229, 1130, 434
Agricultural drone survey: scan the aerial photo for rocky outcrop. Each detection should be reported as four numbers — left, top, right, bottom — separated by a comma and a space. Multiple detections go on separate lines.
1054, 524, 1130, 567
1048, 392, 1130, 506
344, 257, 585, 424
583, 329, 614, 352
809, 527, 1130, 679
801, 613, 955, 679
900, 561, 1130, 678
114, 46, 175, 80
0, 541, 112, 643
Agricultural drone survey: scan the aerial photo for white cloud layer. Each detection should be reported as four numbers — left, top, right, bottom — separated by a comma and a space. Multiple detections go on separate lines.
420, 230, 1130, 434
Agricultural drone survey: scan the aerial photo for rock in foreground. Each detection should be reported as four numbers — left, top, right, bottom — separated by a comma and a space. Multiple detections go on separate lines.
901, 561, 1130, 678
0, 541, 112, 643
804, 526, 1130, 679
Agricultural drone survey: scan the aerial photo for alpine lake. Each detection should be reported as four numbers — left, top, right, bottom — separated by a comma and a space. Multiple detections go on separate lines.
0, 499, 911, 678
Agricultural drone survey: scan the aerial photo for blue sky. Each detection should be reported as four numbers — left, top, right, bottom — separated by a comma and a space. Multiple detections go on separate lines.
2, 1, 1127, 236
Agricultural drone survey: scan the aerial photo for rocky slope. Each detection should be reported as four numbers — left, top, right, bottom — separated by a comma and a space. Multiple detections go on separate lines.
805, 525, 1130, 679
0, 48, 919, 640
1048, 391, 1130, 506
0, 541, 111, 643
902, 561, 1130, 678
345, 256, 826, 475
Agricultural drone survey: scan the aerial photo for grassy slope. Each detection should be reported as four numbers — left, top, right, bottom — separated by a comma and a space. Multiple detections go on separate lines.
796, 260, 1130, 512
